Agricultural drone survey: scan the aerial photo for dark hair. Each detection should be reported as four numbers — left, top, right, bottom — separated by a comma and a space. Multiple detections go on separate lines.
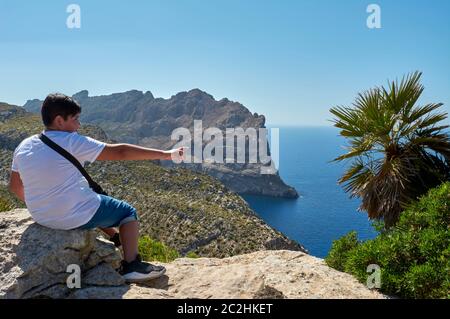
41, 93, 82, 127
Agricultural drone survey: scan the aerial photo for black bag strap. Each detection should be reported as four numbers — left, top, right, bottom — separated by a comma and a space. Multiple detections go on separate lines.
38, 132, 108, 196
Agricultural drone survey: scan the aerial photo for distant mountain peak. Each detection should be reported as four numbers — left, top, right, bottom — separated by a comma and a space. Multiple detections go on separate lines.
73, 90, 89, 99
171, 88, 215, 101
188, 88, 208, 95
144, 91, 154, 99
188, 88, 214, 99
123, 89, 143, 95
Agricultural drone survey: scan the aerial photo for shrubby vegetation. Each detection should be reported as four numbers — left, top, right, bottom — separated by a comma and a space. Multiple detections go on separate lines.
138, 235, 180, 262
138, 235, 199, 262
0, 185, 25, 212
326, 182, 450, 299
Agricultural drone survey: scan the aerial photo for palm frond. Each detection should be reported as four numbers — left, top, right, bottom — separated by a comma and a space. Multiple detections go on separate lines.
329, 71, 450, 228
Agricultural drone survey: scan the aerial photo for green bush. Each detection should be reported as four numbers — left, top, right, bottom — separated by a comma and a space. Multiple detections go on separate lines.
186, 251, 200, 258
0, 185, 25, 212
326, 182, 450, 299
325, 231, 360, 271
138, 235, 180, 263
402, 262, 448, 298
0, 197, 13, 212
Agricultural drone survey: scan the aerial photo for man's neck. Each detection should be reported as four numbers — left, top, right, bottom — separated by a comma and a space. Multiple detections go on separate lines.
44, 128, 67, 133
44, 126, 76, 133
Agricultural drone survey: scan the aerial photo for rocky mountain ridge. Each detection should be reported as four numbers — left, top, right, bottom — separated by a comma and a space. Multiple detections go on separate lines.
23, 89, 298, 198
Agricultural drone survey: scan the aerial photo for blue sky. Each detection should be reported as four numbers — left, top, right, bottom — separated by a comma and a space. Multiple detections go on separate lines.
0, 0, 449, 126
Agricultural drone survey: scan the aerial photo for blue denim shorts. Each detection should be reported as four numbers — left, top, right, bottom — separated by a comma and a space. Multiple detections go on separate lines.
77, 195, 139, 230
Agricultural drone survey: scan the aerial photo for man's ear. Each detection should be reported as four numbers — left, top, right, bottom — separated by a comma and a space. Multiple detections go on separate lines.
53, 115, 65, 128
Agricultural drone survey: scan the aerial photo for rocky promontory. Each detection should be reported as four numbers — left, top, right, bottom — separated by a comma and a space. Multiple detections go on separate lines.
23, 89, 298, 198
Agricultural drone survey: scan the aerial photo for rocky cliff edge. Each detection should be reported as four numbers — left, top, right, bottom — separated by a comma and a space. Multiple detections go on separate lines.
0, 209, 385, 299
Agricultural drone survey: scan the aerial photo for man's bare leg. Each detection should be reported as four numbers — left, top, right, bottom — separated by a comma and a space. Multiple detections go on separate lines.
119, 221, 139, 263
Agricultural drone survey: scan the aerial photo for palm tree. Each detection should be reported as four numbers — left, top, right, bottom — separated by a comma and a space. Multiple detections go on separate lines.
330, 71, 450, 227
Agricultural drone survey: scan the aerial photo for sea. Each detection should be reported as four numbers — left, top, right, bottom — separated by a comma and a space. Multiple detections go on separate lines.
241, 126, 378, 258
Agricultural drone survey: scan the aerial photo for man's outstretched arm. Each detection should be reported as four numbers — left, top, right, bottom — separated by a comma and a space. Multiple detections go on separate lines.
8, 171, 25, 202
97, 144, 185, 161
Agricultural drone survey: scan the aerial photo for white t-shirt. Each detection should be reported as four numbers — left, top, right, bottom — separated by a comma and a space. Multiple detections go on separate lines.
11, 130, 106, 230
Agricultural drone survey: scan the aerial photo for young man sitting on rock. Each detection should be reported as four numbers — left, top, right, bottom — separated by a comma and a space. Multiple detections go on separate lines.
8, 93, 186, 283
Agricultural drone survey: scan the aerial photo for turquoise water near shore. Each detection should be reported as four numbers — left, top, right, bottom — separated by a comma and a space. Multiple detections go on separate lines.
242, 126, 378, 258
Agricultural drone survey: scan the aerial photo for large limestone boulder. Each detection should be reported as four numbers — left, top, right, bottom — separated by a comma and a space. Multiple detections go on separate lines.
1, 209, 385, 299
0, 209, 124, 299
